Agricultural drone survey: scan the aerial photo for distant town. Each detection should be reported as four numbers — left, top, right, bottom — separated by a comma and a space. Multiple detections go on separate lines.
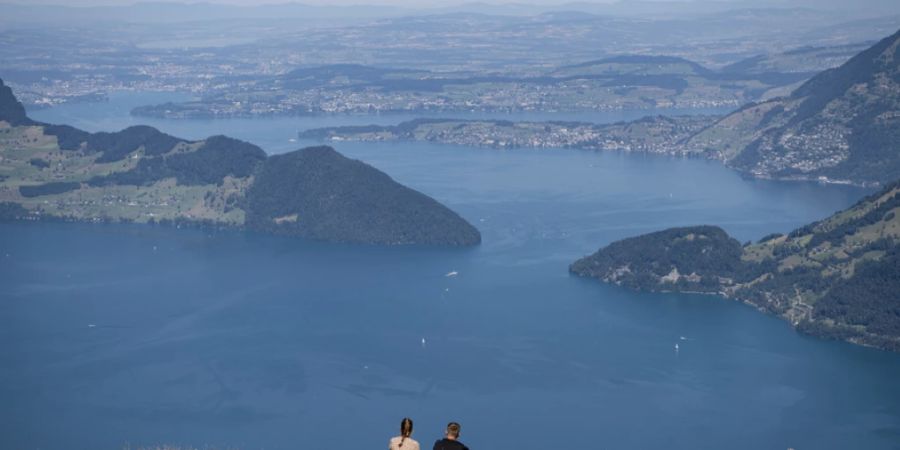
300, 115, 716, 155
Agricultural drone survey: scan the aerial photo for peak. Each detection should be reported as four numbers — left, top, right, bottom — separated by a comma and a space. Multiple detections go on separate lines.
245, 145, 481, 246
200, 135, 267, 160
299, 145, 340, 157
603, 55, 692, 63
0, 78, 31, 126
274, 145, 343, 163
792, 28, 900, 100
890, 28, 900, 42
121, 124, 162, 133
205, 134, 256, 147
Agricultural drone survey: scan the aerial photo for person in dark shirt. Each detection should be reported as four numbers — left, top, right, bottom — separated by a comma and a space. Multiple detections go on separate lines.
433, 422, 468, 450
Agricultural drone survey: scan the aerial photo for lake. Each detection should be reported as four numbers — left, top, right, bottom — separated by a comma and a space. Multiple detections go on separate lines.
2, 94, 899, 450
26, 91, 732, 154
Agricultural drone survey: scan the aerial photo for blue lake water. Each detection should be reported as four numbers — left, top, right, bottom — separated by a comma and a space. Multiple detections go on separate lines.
27, 91, 732, 154
2, 94, 898, 449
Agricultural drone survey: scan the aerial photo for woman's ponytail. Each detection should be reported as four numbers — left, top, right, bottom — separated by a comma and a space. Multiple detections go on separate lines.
399, 417, 413, 447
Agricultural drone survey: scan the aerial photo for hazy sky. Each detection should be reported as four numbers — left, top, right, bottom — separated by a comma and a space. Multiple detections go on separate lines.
0, 0, 736, 5
0, 0, 892, 13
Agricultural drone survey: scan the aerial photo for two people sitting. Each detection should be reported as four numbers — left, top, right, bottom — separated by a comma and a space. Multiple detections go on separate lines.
389, 418, 468, 450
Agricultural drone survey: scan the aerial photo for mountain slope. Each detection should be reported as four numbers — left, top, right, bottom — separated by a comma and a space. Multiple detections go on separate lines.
0, 78, 480, 246
245, 146, 479, 245
686, 29, 900, 186
721, 42, 872, 75
571, 181, 900, 351
0, 79, 31, 126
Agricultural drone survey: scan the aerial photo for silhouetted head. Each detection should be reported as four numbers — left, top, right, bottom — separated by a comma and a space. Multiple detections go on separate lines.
446, 422, 461, 440
401, 417, 414, 438
399, 417, 414, 447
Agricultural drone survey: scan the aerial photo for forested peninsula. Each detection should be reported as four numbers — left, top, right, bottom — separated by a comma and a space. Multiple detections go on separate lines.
0, 78, 480, 246
571, 182, 900, 351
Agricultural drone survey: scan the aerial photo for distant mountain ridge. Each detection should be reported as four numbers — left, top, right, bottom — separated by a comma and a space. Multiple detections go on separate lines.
0, 78, 480, 246
571, 181, 900, 351
296, 33, 900, 188
554, 55, 715, 77
686, 29, 900, 186
131, 51, 809, 119
721, 42, 873, 75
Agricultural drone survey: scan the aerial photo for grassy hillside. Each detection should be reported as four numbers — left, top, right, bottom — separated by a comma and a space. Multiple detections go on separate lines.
686, 29, 900, 186
721, 42, 871, 75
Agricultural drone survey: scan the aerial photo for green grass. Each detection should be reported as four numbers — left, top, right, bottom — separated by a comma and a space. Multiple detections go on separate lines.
0, 125, 248, 225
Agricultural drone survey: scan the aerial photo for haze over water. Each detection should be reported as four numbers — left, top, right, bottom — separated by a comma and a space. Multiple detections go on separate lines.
2, 95, 899, 449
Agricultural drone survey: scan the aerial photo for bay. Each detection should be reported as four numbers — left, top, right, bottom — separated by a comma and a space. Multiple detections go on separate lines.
2, 95, 898, 450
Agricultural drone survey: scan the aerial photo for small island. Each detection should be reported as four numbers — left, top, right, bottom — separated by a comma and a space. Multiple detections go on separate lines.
0, 78, 481, 246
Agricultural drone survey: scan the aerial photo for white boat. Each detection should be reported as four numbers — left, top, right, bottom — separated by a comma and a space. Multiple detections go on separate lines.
445, 271, 458, 277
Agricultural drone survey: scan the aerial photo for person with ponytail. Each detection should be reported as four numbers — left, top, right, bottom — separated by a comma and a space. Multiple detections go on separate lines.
390, 417, 420, 450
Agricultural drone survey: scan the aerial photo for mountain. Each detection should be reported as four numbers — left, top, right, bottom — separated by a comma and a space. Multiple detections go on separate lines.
0, 78, 480, 246
571, 181, 900, 351
244, 146, 480, 245
0, 79, 30, 126
296, 33, 900, 188
686, 29, 900, 186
